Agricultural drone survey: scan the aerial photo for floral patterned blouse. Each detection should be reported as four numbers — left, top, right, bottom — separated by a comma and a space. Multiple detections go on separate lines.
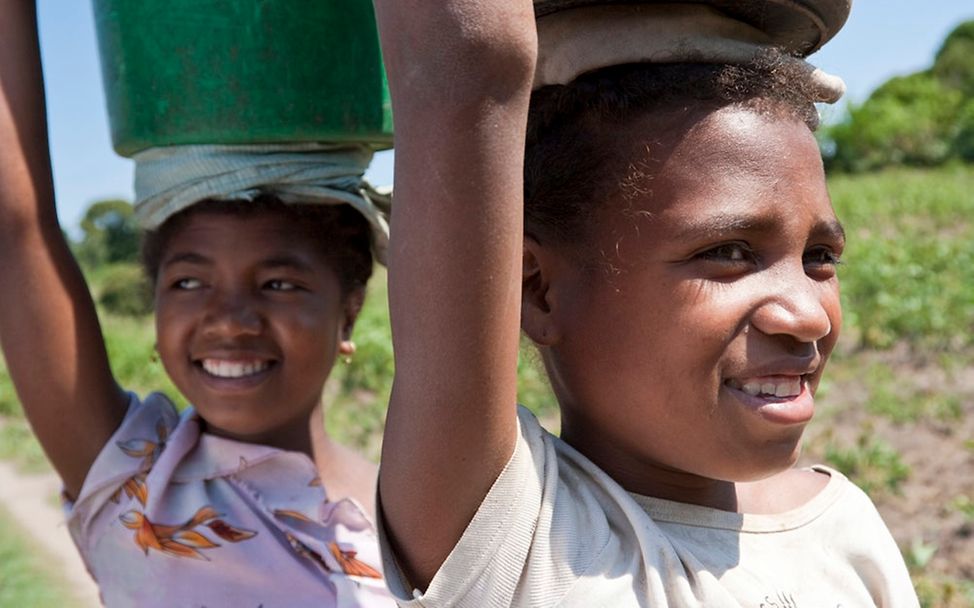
65, 392, 395, 607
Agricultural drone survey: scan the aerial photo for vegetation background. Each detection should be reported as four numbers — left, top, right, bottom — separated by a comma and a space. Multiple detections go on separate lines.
1, 15, 973, 608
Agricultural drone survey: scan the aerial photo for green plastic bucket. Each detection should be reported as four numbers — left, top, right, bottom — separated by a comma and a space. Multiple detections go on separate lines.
93, 0, 393, 156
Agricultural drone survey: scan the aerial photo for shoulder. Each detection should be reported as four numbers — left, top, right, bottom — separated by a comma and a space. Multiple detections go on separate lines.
123, 391, 182, 425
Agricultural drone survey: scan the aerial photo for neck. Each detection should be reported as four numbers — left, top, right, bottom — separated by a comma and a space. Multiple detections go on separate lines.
561, 420, 740, 512
201, 406, 322, 457
308, 402, 335, 459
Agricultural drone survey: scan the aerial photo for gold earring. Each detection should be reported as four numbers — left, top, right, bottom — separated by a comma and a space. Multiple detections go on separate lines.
340, 340, 357, 365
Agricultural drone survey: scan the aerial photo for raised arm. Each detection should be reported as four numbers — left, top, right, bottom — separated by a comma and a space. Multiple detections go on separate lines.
0, 0, 127, 499
374, 0, 538, 589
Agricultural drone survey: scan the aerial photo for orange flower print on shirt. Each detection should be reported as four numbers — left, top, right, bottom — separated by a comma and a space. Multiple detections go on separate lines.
274, 509, 315, 523
120, 506, 257, 560
329, 542, 382, 579
111, 418, 171, 506
276, 517, 381, 579
114, 474, 149, 506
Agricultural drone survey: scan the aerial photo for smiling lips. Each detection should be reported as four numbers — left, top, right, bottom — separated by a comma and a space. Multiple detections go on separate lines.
725, 376, 804, 399
200, 359, 273, 379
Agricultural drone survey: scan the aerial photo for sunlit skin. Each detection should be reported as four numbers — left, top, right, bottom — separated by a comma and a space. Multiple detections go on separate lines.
153, 211, 359, 455
524, 105, 845, 512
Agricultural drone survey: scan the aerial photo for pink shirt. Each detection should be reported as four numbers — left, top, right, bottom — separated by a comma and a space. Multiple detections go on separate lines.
66, 392, 395, 607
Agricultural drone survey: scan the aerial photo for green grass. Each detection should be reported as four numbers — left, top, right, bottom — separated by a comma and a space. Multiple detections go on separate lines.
101, 313, 183, 408
0, 421, 51, 475
829, 165, 974, 349
2, 165, 970, 443
1, 164, 972, 460
0, 164, 972, 605
0, 506, 80, 607
325, 269, 559, 457
0, 358, 19, 418
825, 430, 912, 496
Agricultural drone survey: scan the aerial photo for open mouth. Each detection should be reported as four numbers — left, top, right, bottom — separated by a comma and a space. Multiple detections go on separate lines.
724, 376, 805, 400
196, 358, 277, 379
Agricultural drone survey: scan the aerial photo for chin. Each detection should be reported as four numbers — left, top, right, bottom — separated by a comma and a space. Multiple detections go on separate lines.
717, 438, 805, 483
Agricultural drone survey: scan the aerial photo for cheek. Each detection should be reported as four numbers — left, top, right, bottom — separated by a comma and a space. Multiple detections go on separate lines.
275, 304, 344, 358
153, 305, 183, 356
819, 283, 843, 355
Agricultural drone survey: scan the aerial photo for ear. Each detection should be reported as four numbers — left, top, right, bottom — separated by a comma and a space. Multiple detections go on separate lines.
339, 287, 366, 351
521, 236, 560, 347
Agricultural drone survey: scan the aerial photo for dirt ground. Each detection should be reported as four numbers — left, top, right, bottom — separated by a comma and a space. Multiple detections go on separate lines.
0, 461, 101, 607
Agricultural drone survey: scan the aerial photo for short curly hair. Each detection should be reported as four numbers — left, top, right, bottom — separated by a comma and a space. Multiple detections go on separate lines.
141, 195, 374, 296
524, 49, 822, 250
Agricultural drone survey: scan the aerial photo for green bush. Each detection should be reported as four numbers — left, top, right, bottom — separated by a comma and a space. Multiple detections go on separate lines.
826, 73, 963, 172
96, 263, 153, 317
75, 199, 140, 268
824, 19, 974, 173
951, 100, 974, 161
932, 20, 974, 97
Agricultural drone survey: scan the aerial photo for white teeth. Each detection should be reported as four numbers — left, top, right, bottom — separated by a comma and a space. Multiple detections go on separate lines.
201, 359, 270, 378
775, 380, 801, 397
736, 377, 802, 398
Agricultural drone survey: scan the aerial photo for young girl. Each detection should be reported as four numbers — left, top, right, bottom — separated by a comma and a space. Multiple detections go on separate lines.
0, 3, 393, 606
373, 1, 919, 605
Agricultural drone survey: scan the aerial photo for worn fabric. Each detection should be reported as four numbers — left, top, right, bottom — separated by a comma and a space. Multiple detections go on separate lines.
133, 143, 392, 264
66, 392, 395, 607
533, 4, 846, 102
378, 406, 919, 608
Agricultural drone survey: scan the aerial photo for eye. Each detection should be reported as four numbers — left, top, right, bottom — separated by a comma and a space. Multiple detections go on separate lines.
695, 242, 757, 264
803, 246, 843, 267
264, 279, 299, 292
172, 277, 203, 290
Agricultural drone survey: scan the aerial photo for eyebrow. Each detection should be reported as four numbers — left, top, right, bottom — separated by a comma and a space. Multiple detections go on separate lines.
673, 213, 846, 244
160, 252, 317, 272
257, 255, 317, 273
161, 252, 211, 268
672, 213, 776, 241
811, 219, 846, 244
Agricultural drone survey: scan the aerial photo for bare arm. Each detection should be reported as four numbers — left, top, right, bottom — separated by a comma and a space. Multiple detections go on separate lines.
374, 0, 537, 589
0, 0, 127, 499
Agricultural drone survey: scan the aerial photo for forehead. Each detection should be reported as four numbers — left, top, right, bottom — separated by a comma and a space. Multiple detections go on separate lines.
604, 105, 836, 236
161, 210, 327, 267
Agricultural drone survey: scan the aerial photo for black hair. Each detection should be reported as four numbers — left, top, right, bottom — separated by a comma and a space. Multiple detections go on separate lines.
524, 49, 822, 249
141, 195, 374, 296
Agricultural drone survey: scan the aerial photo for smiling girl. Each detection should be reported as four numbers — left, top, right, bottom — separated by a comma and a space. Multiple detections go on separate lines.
373, 0, 918, 605
0, 3, 393, 606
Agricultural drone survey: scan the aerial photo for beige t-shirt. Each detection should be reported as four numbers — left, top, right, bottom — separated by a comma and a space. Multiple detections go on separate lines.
379, 407, 919, 607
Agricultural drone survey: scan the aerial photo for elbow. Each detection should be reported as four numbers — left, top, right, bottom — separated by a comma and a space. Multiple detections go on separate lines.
378, 4, 538, 102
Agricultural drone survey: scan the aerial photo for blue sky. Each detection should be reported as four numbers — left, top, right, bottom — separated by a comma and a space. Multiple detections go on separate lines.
37, 1, 974, 232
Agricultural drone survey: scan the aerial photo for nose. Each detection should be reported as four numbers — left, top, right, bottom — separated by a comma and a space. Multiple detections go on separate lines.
749, 266, 835, 344
201, 290, 263, 338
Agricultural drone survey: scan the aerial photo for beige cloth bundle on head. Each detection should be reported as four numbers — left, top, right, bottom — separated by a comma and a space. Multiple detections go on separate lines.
133, 143, 391, 264
533, 2, 847, 103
